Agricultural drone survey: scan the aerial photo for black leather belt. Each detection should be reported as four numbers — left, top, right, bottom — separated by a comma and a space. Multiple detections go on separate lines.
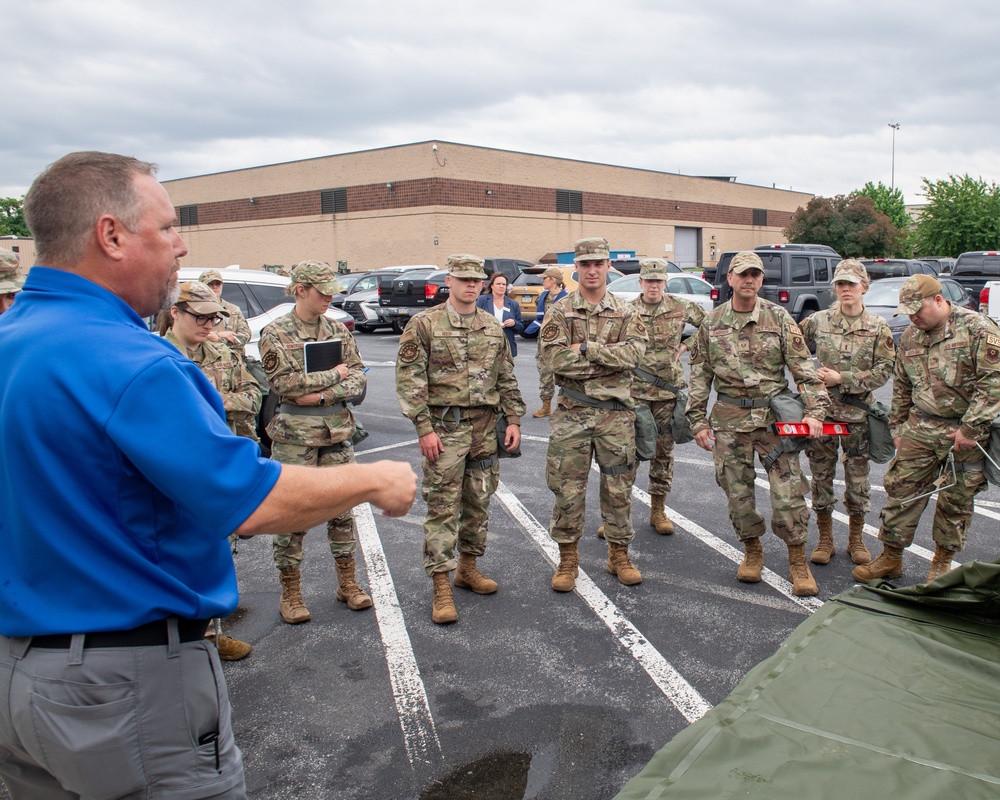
30, 618, 211, 649
716, 393, 771, 409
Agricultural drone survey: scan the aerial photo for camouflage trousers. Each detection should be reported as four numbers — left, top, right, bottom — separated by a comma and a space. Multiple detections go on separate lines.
646, 397, 678, 496
713, 428, 809, 546
805, 421, 870, 515
879, 423, 986, 551
546, 399, 636, 544
536, 351, 555, 402
422, 411, 500, 576
270, 440, 356, 568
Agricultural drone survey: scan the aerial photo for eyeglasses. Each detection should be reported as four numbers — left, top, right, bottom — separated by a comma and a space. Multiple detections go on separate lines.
180, 308, 223, 326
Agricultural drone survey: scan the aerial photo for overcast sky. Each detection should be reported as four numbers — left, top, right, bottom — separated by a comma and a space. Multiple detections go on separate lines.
5, 1, 1000, 207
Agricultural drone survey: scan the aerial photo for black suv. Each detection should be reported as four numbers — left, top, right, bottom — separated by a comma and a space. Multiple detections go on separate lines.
484, 258, 534, 284
609, 257, 683, 275
860, 259, 940, 281
948, 251, 1000, 305
712, 244, 842, 322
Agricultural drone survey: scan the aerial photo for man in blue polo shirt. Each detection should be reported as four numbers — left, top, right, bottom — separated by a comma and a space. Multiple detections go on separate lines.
0, 152, 417, 799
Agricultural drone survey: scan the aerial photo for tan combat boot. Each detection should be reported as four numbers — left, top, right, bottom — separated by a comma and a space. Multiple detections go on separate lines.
334, 555, 373, 611
787, 544, 818, 596
532, 398, 552, 418
926, 545, 958, 583
454, 553, 499, 594
551, 542, 579, 592
847, 515, 871, 564
810, 512, 835, 565
596, 524, 606, 539
431, 572, 458, 624
215, 634, 253, 661
851, 544, 904, 582
649, 495, 674, 535
607, 542, 642, 585
737, 537, 764, 583
278, 566, 311, 624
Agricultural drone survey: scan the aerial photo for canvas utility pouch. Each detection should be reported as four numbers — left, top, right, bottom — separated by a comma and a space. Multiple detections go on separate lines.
671, 388, 694, 445
761, 392, 808, 469
866, 401, 894, 464
634, 403, 658, 462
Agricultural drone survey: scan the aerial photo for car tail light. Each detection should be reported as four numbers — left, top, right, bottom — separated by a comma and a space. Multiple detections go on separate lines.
981, 286, 990, 307
425, 284, 438, 300
377, 284, 382, 298
778, 290, 790, 303
710, 288, 719, 301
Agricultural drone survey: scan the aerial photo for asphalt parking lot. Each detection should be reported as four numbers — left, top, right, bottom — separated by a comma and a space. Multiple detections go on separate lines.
7, 332, 997, 800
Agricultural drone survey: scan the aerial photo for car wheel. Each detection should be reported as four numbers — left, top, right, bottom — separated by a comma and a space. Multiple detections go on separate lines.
797, 307, 816, 323
356, 324, 374, 333
391, 319, 406, 334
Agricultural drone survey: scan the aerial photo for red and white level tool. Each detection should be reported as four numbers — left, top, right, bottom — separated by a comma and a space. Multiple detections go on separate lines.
773, 422, 852, 437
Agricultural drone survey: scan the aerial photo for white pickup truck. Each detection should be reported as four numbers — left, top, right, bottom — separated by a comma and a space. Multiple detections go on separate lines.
984, 280, 1000, 325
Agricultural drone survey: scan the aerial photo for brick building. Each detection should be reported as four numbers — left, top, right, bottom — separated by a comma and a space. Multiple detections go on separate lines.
162, 140, 812, 273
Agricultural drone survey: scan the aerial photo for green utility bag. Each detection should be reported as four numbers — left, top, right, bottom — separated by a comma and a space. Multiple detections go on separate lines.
496, 413, 521, 458
866, 401, 894, 464
634, 403, 658, 461
671, 388, 694, 445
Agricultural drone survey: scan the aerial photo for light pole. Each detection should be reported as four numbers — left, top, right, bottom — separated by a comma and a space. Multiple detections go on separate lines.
888, 121, 901, 192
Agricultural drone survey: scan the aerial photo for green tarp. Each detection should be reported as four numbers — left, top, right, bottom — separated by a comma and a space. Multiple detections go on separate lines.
615, 560, 1000, 799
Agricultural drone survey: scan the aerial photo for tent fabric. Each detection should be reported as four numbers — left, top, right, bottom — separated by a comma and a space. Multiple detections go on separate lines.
615, 560, 1000, 800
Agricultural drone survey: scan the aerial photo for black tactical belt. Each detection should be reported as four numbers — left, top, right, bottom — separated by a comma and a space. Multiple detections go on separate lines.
30, 618, 211, 649
466, 454, 499, 471
633, 368, 679, 393
430, 406, 494, 425
716, 393, 770, 409
830, 387, 871, 413
279, 402, 346, 416
560, 387, 628, 411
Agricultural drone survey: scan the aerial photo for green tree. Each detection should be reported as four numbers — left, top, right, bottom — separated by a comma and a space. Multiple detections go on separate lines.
784, 194, 902, 258
912, 174, 1000, 257
0, 197, 30, 238
852, 181, 910, 231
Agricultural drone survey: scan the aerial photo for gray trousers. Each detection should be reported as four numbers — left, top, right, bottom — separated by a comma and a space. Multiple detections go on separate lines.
0, 621, 246, 799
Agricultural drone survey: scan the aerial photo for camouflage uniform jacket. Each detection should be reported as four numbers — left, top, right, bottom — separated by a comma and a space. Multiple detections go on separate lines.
800, 302, 895, 423
631, 295, 705, 402
396, 302, 525, 437
891, 304, 1000, 441
219, 299, 252, 350
259, 311, 366, 446
687, 298, 828, 434
539, 290, 648, 405
164, 331, 261, 433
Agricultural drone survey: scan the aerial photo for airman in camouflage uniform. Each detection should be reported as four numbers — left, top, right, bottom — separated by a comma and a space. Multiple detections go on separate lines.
853, 274, 1000, 584
801, 259, 895, 566
530, 267, 568, 417
200, 269, 261, 441
396, 254, 524, 624
687, 251, 829, 596
541, 237, 648, 592
260, 260, 372, 623
0, 249, 23, 315
627, 258, 705, 536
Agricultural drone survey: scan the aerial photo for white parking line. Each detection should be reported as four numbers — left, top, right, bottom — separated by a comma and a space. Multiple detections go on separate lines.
494, 482, 713, 724
356, 439, 420, 456
355, 504, 443, 771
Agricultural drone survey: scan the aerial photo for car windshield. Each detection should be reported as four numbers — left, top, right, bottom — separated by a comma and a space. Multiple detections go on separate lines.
864, 282, 901, 307
513, 272, 544, 287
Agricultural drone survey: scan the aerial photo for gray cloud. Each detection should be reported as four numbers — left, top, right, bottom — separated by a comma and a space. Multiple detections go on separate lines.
5, 0, 1000, 206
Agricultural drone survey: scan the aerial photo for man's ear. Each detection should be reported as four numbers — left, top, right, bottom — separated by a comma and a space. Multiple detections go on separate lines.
95, 214, 128, 261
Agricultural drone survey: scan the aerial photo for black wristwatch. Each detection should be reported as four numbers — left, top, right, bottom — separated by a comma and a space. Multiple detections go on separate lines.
318, 396, 326, 406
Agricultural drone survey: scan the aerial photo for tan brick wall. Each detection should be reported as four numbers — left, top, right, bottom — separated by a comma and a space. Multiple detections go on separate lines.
163, 141, 812, 271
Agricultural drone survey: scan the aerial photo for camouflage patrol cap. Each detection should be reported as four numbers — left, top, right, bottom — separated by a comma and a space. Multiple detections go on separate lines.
542, 266, 565, 283
176, 282, 229, 316
199, 269, 225, 285
832, 259, 869, 286
574, 237, 611, 262
446, 254, 488, 279
0, 249, 22, 295
639, 258, 669, 281
730, 251, 764, 274
0, 248, 18, 270
894, 274, 943, 316
288, 260, 344, 295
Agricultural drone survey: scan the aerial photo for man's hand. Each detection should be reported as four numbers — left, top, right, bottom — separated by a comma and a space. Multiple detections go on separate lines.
369, 461, 418, 517
294, 392, 323, 406
695, 428, 715, 451
947, 428, 979, 451
816, 367, 842, 387
419, 431, 445, 462
803, 417, 823, 438
503, 424, 521, 452
333, 364, 350, 381
218, 330, 239, 345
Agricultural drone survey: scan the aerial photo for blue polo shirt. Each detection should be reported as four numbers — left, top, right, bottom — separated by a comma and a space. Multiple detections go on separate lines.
0, 268, 281, 636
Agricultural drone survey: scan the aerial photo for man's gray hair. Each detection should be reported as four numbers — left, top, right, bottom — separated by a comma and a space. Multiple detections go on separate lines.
24, 152, 158, 267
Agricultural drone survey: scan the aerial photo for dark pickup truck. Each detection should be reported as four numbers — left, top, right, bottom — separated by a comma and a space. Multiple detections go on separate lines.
948, 251, 1000, 308
377, 269, 449, 332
